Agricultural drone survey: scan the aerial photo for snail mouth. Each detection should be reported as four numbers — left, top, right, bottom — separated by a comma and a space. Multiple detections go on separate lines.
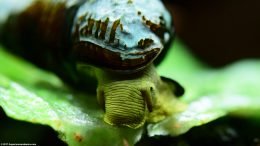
102, 82, 146, 128
73, 41, 161, 71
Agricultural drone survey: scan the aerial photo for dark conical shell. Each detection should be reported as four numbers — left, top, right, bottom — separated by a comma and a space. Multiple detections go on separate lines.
0, 0, 173, 83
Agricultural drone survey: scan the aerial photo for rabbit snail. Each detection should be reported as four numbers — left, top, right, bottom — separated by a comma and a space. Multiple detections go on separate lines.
0, 0, 184, 128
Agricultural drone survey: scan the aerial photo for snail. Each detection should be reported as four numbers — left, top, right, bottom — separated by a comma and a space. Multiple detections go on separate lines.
0, 0, 184, 128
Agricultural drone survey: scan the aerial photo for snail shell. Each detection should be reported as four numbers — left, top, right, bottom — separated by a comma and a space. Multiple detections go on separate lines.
72, 0, 173, 72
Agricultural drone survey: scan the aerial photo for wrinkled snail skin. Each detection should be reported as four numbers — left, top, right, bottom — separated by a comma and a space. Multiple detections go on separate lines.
95, 65, 160, 128
0, 0, 180, 128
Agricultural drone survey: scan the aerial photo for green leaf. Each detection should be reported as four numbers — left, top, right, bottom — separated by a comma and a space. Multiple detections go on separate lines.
149, 39, 260, 136
0, 47, 142, 146
1, 38, 260, 145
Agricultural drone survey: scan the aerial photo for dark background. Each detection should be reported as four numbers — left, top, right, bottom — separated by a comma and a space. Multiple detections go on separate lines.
163, 0, 260, 67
